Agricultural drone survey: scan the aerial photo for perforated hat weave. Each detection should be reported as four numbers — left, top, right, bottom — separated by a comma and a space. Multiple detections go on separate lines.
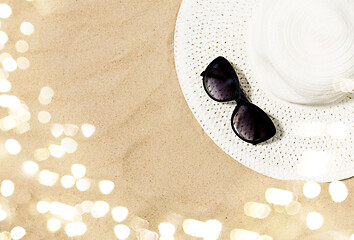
174, 0, 354, 182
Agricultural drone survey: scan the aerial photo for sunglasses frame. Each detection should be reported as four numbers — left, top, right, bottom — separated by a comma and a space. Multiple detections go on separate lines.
201, 56, 276, 145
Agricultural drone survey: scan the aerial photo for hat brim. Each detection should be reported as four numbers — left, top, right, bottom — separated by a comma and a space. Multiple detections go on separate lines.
174, 0, 354, 182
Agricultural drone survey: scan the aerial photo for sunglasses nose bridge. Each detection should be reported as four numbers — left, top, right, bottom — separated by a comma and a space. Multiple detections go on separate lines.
236, 88, 249, 103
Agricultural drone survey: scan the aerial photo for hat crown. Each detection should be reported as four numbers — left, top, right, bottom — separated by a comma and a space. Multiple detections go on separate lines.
249, 0, 354, 104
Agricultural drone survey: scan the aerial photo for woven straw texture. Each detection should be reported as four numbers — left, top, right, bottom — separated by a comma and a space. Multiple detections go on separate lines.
174, 0, 353, 182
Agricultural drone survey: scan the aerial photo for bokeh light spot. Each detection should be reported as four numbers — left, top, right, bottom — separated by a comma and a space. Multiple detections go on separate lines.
65, 222, 87, 237
203, 220, 222, 240
0, 69, 9, 79
75, 222, 87, 236
51, 123, 64, 138
0, 79, 11, 93
0, 31, 8, 45
38, 95, 52, 105
112, 206, 129, 222
64, 124, 79, 136
0, 4, 12, 19
61, 175, 76, 189
0, 232, 11, 240
265, 188, 293, 206
64, 223, 76, 237
61, 137, 78, 153
1, 180, 14, 197
16, 57, 30, 70
159, 222, 175, 237
48, 144, 65, 158
37, 111, 51, 124
75, 204, 85, 215
81, 201, 93, 213
114, 224, 130, 240
38, 170, 59, 186
22, 161, 39, 176
306, 212, 323, 230
182, 219, 205, 238
47, 218, 61, 232
12, 104, 30, 118
49, 202, 81, 222
303, 181, 321, 199
81, 123, 95, 137
230, 229, 261, 240
0, 209, 7, 221
273, 204, 285, 213
76, 178, 91, 192
5, 139, 21, 155
40, 86, 54, 99
71, 164, 86, 179
15, 40, 29, 53
0, 115, 18, 131
37, 201, 50, 214
39, 86, 54, 105
0, 94, 20, 108
20, 22, 34, 36
15, 122, 31, 134
329, 181, 348, 203
92, 201, 109, 218
139, 229, 159, 240
10, 227, 25, 240
2, 57, 17, 72
0, 53, 11, 63
285, 201, 301, 215
244, 202, 271, 219
99, 180, 114, 195
34, 148, 50, 161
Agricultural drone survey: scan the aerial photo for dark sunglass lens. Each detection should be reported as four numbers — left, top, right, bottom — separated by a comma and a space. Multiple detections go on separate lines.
232, 103, 276, 143
203, 58, 238, 101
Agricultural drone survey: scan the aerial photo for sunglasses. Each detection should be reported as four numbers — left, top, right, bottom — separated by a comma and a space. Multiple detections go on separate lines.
201, 56, 276, 144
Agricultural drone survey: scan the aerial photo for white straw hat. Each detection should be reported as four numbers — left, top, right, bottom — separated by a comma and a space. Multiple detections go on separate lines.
174, 0, 354, 182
